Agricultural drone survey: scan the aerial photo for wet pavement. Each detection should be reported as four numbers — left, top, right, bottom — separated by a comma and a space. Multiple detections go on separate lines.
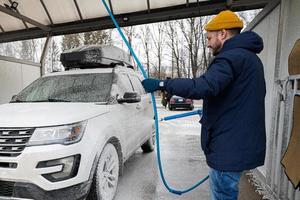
115, 106, 211, 200
114, 104, 263, 200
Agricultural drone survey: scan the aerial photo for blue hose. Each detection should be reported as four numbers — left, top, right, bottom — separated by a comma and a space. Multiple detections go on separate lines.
102, 0, 209, 195
161, 109, 203, 121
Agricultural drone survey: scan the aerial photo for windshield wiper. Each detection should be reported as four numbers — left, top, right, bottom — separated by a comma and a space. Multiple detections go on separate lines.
10, 95, 71, 103
47, 98, 71, 102
10, 99, 25, 103
13, 98, 71, 103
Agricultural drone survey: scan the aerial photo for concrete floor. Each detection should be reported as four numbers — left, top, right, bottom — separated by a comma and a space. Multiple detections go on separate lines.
115, 106, 263, 200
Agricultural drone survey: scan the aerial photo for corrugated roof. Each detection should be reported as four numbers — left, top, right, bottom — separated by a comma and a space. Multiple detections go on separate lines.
0, 0, 270, 43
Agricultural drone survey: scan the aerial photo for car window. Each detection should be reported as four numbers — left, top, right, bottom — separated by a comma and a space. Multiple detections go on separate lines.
15, 73, 113, 102
129, 75, 146, 95
116, 73, 134, 94
172, 95, 183, 99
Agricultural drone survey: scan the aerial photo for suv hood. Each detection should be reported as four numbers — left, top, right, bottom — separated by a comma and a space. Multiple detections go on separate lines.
0, 103, 109, 127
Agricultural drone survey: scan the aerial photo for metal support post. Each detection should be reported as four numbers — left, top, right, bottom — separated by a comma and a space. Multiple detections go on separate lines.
40, 36, 52, 76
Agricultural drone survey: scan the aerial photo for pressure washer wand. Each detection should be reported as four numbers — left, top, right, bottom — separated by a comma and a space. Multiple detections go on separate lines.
161, 109, 203, 121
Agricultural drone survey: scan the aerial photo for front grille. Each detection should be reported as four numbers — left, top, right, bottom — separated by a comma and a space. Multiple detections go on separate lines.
0, 180, 14, 197
0, 128, 34, 157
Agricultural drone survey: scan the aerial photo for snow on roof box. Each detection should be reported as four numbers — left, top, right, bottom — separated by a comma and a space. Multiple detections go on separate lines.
60, 45, 133, 70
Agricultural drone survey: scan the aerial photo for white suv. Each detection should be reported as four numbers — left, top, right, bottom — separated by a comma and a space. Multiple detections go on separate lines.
0, 46, 155, 200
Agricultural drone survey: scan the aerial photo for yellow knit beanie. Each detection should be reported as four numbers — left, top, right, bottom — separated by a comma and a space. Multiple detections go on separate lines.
204, 10, 244, 31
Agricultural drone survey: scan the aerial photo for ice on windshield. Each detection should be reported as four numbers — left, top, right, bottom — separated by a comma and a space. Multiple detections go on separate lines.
15, 73, 113, 103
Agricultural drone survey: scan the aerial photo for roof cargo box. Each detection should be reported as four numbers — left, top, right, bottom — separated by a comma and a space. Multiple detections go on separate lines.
60, 45, 133, 70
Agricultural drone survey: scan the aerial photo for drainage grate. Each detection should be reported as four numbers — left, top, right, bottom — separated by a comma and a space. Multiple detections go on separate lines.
0, 180, 14, 197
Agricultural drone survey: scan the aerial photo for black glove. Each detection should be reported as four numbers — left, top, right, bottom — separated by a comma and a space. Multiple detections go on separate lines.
142, 78, 164, 93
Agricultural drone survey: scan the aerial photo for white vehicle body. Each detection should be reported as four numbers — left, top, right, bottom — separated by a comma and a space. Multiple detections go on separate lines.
0, 66, 154, 200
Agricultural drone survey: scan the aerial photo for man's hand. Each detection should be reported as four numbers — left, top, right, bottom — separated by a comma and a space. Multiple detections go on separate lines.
142, 78, 163, 93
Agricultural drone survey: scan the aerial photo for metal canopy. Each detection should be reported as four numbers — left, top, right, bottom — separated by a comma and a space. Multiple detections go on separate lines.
0, 0, 270, 43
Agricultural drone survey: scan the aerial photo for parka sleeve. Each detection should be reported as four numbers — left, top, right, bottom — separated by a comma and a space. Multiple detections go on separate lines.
164, 58, 234, 99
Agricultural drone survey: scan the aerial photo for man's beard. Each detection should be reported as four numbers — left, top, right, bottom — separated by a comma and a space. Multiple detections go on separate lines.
212, 50, 218, 56
212, 42, 222, 56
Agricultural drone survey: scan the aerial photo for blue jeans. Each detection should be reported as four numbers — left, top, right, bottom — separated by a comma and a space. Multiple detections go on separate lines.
209, 168, 243, 200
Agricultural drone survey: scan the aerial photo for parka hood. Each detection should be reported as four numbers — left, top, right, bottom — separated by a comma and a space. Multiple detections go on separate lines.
221, 31, 264, 54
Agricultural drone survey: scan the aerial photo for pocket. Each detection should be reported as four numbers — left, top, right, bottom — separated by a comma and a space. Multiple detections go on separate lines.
200, 127, 209, 153
200, 116, 213, 129
200, 116, 212, 153
219, 171, 243, 195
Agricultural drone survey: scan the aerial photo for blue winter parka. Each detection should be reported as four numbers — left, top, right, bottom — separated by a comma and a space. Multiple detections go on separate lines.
164, 31, 266, 171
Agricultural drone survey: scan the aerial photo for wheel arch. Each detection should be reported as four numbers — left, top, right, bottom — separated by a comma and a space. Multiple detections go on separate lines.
106, 136, 124, 176
86, 137, 123, 199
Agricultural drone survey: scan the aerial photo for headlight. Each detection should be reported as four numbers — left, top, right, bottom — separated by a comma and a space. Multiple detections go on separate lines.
28, 121, 87, 146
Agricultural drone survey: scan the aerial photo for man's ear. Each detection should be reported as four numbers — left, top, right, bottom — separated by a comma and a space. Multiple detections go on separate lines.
220, 29, 227, 40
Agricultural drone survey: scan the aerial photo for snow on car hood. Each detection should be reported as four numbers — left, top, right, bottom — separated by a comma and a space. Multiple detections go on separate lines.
0, 103, 109, 127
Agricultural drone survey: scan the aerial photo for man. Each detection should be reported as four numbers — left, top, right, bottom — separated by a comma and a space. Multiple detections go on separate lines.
142, 10, 266, 200
161, 77, 172, 108
161, 91, 168, 107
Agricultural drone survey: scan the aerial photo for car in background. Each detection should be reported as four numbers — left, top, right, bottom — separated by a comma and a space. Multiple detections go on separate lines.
168, 95, 194, 111
0, 45, 155, 200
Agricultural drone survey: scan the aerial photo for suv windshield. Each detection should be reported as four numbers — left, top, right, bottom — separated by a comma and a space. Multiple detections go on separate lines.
12, 73, 113, 103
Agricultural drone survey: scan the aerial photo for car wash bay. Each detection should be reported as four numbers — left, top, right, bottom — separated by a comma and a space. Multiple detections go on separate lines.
0, 0, 300, 199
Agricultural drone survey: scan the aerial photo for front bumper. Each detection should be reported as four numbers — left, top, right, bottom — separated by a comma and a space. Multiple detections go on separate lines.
0, 179, 91, 200
0, 142, 97, 199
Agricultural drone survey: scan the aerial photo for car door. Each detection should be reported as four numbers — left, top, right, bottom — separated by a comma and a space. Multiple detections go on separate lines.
115, 72, 141, 156
128, 74, 153, 144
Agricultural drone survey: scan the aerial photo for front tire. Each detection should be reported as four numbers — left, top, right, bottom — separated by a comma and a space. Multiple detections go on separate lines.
141, 131, 155, 153
88, 143, 119, 200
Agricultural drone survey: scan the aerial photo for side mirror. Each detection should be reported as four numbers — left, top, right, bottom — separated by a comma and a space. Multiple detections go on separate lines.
117, 92, 141, 104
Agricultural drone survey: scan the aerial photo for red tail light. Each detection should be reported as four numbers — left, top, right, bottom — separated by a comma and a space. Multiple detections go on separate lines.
186, 99, 193, 104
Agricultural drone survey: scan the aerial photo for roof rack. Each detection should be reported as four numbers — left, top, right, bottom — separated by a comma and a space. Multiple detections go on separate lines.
60, 45, 133, 70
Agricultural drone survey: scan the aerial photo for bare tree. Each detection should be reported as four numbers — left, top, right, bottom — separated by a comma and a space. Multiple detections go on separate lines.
198, 16, 210, 75
51, 40, 61, 71
61, 33, 81, 51
164, 20, 183, 78
150, 22, 165, 79
177, 16, 214, 78
179, 44, 189, 78
123, 26, 136, 61
139, 25, 151, 76
83, 30, 112, 46
178, 18, 203, 78
44, 39, 62, 72
238, 9, 261, 28
0, 43, 16, 58
20, 40, 38, 62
